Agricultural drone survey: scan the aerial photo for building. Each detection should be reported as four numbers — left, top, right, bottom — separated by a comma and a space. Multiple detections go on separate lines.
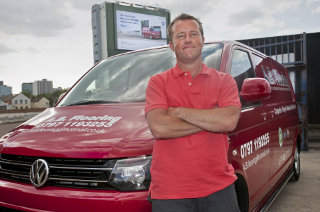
0, 94, 13, 110
0, 81, 12, 97
0, 99, 9, 110
11, 93, 31, 109
1, 93, 32, 110
22, 83, 33, 94
238, 32, 320, 147
31, 97, 50, 108
33, 79, 53, 96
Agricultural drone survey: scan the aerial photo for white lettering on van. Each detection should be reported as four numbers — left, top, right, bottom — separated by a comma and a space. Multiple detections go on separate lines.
243, 148, 270, 171
279, 150, 290, 166
240, 141, 253, 159
240, 132, 270, 159
34, 114, 122, 131
274, 104, 296, 115
261, 65, 290, 91
254, 133, 270, 151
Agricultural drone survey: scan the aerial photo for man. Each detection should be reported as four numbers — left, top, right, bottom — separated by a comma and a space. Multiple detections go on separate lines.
145, 13, 241, 212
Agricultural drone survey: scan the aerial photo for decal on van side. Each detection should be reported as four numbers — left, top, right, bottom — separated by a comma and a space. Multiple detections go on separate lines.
279, 127, 283, 147
240, 133, 270, 159
274, 104, 296, 115
24, 115, 122, 134
241, 133, 270, 171
279, 149, 290, 166
261, 65, 290, 91
273, 104, 297, 115
278, 127, 290, 148
243, 148, 270, 171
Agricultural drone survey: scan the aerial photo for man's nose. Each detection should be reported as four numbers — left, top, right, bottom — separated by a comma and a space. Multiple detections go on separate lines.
184, 34, 192, 42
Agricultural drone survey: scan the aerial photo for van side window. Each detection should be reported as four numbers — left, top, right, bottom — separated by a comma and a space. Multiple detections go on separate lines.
231, 49, 256, 108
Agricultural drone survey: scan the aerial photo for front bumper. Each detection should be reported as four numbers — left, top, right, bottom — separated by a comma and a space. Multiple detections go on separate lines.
0, 179, 151, 212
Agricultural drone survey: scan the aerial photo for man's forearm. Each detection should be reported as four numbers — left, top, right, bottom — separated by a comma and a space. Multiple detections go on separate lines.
146, 109, 202, 139
168, 106, 240, 133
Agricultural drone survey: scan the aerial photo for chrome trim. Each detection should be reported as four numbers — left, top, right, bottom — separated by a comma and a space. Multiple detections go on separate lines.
0, 159, 32, 167
50, 165, 113, 171
50, 177, 108, 183
0, 170, 29, 178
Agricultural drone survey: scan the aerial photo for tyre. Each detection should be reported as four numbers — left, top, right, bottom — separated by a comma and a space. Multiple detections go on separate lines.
290, 145, 300, 181
234, 175, 249, 212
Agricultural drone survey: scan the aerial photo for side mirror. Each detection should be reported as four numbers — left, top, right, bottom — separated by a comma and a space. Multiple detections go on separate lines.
240, 78, 271, 102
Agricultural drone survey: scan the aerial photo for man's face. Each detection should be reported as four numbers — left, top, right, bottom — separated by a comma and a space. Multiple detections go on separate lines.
169, 19, 204, 64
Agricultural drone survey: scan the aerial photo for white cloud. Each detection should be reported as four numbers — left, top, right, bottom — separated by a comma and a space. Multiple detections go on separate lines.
307, 0, 320, 5
312, 6, 320, 13
1, 0, 320, 94
0, 1, 73, 37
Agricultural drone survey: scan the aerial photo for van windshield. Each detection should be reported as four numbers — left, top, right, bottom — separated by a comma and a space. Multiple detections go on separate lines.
58, 43, 223, 106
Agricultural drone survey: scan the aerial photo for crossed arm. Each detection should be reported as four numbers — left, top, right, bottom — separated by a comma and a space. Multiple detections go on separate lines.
146, 106, 241, 139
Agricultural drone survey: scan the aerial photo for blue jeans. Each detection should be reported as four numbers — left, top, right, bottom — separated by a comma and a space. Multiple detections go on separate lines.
150, 184, 240, 212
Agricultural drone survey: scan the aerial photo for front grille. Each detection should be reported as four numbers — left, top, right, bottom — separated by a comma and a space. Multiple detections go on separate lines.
0, 154, 117, 190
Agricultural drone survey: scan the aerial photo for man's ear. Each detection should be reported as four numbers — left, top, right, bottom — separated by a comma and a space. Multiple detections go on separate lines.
202, 37, 205, 46
169, 41, 174, 51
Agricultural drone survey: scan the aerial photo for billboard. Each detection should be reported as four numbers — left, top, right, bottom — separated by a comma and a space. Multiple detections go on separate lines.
92, 2, 170, 58
116, 10, 167, 50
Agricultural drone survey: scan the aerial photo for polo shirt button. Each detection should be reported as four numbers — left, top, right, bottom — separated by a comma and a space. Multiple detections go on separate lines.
188, 82, 192, 86
184, 73, 188, 76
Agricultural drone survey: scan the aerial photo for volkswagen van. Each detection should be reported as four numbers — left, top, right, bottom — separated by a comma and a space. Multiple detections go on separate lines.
0, 41, 301, 212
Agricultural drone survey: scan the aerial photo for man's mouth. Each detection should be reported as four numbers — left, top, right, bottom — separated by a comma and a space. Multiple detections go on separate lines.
183, 46, 194, 50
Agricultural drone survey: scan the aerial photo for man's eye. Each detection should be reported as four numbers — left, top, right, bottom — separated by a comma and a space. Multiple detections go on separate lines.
177, 34, 184, 39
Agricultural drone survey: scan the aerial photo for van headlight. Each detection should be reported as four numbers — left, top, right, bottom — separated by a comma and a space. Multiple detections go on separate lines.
109, 156, 151, 191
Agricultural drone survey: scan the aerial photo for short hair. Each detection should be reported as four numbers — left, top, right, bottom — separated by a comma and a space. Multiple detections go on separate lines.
167, 13, 204, 41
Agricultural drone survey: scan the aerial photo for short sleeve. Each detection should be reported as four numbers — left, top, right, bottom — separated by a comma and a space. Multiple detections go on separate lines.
145, 73, 169, 116
218, 74, 241, 110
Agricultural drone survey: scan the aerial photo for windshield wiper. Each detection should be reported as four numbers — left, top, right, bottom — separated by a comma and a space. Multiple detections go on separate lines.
63, 100, 120, 106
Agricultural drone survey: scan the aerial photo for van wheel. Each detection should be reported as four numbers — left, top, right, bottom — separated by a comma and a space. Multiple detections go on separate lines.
290, 145, 300, 181
234, 175, 249, 212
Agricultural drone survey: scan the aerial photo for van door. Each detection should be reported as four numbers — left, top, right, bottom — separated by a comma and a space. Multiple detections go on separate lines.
230, 48, 271, 209
266, 61, 297, 186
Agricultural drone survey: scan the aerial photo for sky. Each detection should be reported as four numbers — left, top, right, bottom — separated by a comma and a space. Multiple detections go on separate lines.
1, 0, 320, 94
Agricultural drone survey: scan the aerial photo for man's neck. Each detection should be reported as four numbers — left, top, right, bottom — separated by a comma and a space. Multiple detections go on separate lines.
176, 59, 203, 78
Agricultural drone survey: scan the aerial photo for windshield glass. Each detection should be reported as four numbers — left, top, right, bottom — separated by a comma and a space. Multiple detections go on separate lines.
58, 43, 223, 106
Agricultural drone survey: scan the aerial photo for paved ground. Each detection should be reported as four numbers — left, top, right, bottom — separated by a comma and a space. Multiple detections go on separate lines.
268, 142, 320, 212
1, 122, 320, 211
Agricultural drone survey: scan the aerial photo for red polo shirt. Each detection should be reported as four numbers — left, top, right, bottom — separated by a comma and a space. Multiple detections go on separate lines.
145, 64, 241, 199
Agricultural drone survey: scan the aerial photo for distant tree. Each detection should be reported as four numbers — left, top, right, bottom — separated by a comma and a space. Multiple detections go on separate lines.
21, 91, 34, 99
52, 88, 69, 106
35, 88, 68, 107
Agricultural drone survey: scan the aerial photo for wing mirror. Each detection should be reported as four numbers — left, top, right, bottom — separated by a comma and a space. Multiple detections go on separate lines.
240, 78, 271, 102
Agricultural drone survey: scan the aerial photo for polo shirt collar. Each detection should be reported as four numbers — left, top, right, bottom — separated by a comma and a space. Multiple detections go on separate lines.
172, 63, 212, 77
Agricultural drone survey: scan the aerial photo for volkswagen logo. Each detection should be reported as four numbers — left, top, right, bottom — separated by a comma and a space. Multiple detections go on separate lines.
30, 159, 49, 188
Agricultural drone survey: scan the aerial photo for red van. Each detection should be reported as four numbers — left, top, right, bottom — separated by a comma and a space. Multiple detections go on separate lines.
142, 26, 161, 39
0, 41, 301, 212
